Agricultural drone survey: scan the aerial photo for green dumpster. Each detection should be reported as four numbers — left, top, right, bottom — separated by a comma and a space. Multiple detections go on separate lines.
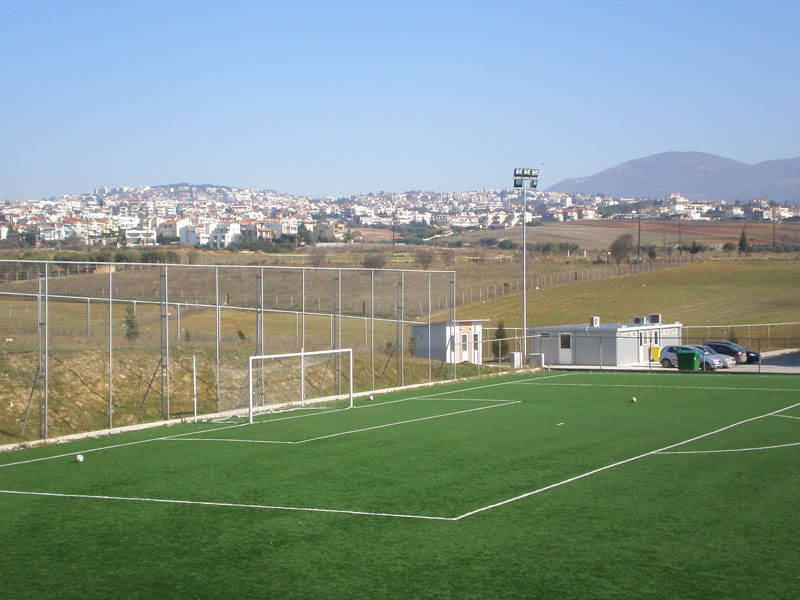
676, 349, 700, 371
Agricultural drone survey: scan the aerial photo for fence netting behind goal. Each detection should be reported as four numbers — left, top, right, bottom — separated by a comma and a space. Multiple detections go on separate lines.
216, 349, 353, 422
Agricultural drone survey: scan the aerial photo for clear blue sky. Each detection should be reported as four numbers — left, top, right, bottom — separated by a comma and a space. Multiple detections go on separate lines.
2, 0, 798, 201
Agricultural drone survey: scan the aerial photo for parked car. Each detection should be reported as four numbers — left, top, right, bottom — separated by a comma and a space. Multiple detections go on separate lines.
659, 345, 724, 370
706, 341, 761, 364
690, 345, 736, 369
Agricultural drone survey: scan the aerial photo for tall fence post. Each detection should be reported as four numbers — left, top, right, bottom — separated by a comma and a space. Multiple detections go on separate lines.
44, 264, 49, 439
215, 266, 220, 413
108, 266, 113, 430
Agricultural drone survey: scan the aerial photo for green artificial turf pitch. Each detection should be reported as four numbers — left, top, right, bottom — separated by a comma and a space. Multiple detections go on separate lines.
1, 371, 799, 599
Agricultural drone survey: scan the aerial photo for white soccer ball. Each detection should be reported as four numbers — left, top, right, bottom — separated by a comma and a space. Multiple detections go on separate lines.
631, 397, 637, 403
75, 454, 84, 463
369, 395, 374, 401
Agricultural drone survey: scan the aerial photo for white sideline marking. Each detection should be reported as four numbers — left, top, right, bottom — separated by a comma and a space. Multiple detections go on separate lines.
167, 401, 521, 445
451, 399, 800, 521
515, 382, 800, 393
774, 414, 800, 420
0, 489, 454, 521
0, 422, 252, 469
0, 371, 556, 469
656, 442, 800, 454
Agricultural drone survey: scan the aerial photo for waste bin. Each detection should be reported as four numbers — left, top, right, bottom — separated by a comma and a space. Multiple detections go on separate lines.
650, 345, 662, 362
676, 349, 700, 371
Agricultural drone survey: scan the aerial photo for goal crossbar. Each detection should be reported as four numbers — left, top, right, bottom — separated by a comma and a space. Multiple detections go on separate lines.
247, 348, 354, 423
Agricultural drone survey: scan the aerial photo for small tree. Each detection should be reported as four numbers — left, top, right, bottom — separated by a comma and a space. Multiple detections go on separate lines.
492, 321, 510, 360
647, 246, 657, 261
609, 234, 634, 264
441, 248, 455, 269
498, 239, 517, 250
408, 333, 417, 357
738, 229, 749, 254
415, 248, 434, 270
124, 305, 139, 342
297, 224, 313, 246
310, 249, 327, 267
689, 240, 707, 254
362, 252, 388, 269
722, 241, 736, 253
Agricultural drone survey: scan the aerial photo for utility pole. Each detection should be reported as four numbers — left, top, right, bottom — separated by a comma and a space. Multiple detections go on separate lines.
636, 212, 642, 258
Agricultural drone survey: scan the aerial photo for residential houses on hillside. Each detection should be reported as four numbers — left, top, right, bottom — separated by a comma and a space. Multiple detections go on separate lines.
1, 184, 797, 249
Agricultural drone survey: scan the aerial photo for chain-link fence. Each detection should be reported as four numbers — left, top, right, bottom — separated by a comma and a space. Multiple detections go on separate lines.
683, 323, 800, 353
0, 260, 463, 444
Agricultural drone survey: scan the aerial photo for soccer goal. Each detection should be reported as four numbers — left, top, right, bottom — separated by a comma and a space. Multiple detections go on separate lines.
242, 348, 354, 423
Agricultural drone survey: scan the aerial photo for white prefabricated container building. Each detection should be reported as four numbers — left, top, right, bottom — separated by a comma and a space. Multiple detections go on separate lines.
411, 320, 486, 365
529, 314, 682, 367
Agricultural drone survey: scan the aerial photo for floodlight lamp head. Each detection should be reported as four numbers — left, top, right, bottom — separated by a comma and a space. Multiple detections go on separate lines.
514, 179, 523, 188
514, 168, 524, 177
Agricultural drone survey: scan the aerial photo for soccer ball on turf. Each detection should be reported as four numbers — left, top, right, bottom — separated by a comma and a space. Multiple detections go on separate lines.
631, 397, 637, 403
369, 395, 374, 401
75, 454, 84, 463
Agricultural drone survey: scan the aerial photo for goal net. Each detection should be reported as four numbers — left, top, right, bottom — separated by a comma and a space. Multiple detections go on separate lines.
220, 348, 354, 423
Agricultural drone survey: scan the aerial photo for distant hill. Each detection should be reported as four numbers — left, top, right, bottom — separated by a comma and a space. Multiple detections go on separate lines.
547, 152, 800, 204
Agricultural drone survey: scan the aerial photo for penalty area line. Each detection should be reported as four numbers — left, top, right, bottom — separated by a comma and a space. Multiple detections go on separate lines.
0, 489, 454, 521
169, 401, 523, 445
656, 441, 800, 454
452, 398, 800, 521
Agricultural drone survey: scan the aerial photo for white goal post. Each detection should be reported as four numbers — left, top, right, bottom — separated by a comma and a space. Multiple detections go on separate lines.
247, 348, 354, 423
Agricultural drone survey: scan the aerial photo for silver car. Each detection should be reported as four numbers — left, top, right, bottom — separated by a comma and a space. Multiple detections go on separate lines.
660, 345, 724, 370
691, 345, 736, 369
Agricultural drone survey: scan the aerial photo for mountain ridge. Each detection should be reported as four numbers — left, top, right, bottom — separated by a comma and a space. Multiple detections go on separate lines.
547, 152, 800, 204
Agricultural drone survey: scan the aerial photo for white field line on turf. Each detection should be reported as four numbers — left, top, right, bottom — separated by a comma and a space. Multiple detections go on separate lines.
0, 405, 371, 469
0, 489, 454, 521
0, 372, 573, 469
656, 412, 800, 453
656, 442, 800, 454
0, 421, 257, 469
451, 399, 800, 521
164, 401, 521, 445
0, 399, 414, 468
514, 382, 800, 393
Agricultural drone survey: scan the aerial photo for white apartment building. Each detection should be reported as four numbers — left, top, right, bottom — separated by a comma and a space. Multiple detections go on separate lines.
208, 222, 242, 249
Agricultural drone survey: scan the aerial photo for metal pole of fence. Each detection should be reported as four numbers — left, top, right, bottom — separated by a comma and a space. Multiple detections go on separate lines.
44, 264, 49, 439
428, 271, 432, 383
451, 274, 456, 380
302, 269, 306, 351
37, 274, 43, 439
87, 298, 90, 336
109, 267, 113, 430
758, 339, 762, 374
338, 270, 342, 394
259, 269, 265, 404
215, 267, 220, 413
371, 269, 375, 391
400, 271, 405, 387
599, 337, 603, 370
165, 265, 170, 420
193, 355, 197, 423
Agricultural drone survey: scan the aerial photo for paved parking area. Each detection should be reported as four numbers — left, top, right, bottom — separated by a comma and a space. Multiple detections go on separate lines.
546, 350, 800, 375
730, 350, 800, 375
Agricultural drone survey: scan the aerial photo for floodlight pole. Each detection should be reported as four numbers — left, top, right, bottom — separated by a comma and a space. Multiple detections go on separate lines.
522, 185, 527, 357
514, 168, 538, 360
